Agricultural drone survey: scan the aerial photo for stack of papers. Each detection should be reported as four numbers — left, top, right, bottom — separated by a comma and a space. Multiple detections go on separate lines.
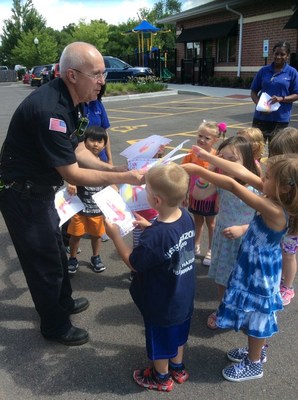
256, 92, 280, 112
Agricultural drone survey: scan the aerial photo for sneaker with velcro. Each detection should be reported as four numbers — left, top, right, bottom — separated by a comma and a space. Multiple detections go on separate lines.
68, 257, 79, 274
90, 255, 106, 273
169, 363, 189, 384
133, 367, 174, 392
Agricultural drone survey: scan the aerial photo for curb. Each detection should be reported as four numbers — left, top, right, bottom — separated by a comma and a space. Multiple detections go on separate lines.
103, 89, 178, 102
177, 90, 207, 96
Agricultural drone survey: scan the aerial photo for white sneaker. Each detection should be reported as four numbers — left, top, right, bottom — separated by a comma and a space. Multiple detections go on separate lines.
222, 357, 263, 382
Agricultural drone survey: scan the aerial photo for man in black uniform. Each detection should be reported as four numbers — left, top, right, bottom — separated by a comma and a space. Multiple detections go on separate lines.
0, 42, 142, 346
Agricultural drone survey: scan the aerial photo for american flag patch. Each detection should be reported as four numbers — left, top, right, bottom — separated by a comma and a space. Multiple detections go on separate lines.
49, 118, 67, 133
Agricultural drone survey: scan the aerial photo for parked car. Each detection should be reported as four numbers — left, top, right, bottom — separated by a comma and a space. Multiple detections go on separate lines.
22, 71, 31, 84
51, 63, 60, 79
103, 56, 154, 82
30, 64, 54, 86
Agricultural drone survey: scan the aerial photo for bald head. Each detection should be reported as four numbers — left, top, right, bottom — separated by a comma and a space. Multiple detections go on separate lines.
59, 42, 105, 105
59, 42, 104, 78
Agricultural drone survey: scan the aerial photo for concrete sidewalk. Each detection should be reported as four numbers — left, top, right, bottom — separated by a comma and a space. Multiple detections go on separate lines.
167, 83, 252, 100
104, 83, 252, 103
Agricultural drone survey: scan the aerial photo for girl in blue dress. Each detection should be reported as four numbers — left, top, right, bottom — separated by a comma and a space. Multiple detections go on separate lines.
183, 153, 298, 382
192, 136, 260, 330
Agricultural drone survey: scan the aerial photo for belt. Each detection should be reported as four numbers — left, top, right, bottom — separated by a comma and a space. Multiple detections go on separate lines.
1, 180, 60, 200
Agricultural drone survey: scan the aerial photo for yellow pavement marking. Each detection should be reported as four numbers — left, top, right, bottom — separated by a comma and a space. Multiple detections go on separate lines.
108, 103, 249, 125
110, 125, 148, 133
107, 96, 255, 147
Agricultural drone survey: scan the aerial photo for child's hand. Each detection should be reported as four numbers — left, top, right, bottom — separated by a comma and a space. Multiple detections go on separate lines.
133, 212, 152, 230
154, 144, 165, 158
67, 184, 77, 195
222, 225, 248, 240
104, 219, 121, 240
110, 184, 119, 192
192, 145, 210, 160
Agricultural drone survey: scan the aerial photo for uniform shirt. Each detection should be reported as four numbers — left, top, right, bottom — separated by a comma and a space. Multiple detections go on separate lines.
251, 62, 298, 123
129, 208, 196, 327
85, 100, 110, 129
85, 100, 110, 163
0, 78, 79, 186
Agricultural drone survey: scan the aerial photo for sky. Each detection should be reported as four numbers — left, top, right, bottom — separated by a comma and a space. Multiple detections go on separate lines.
0, 0, 210, 35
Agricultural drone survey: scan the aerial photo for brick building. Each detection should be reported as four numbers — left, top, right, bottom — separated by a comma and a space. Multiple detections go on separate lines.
158, 0, 298, 85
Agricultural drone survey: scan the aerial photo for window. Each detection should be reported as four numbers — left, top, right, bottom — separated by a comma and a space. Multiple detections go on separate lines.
217, 36, 236, 63
204, 40, 213, 58
186, 42, 200, 59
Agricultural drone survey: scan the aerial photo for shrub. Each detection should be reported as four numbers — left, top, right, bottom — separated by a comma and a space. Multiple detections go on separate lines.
105, 76, 167, 96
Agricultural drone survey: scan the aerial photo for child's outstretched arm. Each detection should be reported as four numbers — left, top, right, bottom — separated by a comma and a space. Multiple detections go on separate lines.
104, 220, 136, 271
182, 163, 286, 232
192, 145, 263, 191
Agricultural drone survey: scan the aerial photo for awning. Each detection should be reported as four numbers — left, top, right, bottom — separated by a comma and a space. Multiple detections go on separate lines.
284, 9, 298, 29
176, 20, 238, 43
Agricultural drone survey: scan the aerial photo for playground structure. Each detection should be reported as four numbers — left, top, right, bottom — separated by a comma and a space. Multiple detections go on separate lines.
122, 20, 174, 81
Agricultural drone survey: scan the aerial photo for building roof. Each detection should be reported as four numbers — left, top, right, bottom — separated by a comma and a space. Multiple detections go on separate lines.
176, 20, 238, 42
284, 8, 298, 28
157, 0, 261, 24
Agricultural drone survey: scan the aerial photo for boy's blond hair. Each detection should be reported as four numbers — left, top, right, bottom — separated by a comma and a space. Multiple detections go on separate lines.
237, 127, 265, 160
146, 163, 189, 207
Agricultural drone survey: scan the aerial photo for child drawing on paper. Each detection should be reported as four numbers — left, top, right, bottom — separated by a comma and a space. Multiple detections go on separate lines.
107, 200, 126, 221
139, 141, 155, 153
122, 185, 144, 203
56, 196, 71, 214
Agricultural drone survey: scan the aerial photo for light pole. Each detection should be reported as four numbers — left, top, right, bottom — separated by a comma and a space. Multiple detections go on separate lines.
33, 37, 39, 63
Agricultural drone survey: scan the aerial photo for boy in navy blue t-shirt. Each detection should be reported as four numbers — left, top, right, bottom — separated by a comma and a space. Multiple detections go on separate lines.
105, 163, 196, 392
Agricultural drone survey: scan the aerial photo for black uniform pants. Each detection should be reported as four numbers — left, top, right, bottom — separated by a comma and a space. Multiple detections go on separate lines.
252, 119, 288, 143
0, 188, 74, 337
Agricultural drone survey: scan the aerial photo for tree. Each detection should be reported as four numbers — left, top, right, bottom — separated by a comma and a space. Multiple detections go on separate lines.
105, 19, 140, 59
70, 20, 109, 52
11, 29, 58, 68
0, 0, 47, 66
149, 0, 182, 50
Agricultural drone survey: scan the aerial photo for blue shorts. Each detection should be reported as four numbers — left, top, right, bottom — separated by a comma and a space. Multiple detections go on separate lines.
144, 318, 191, 360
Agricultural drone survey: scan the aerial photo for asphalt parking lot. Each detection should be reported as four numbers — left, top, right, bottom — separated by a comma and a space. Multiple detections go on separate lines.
105, 91, 257, 161
0, 82, 297, 400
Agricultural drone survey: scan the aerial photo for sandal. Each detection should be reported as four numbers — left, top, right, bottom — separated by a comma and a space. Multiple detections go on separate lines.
202, 249, 211, 266
195, 244, 201, 257
207, 311, 218, 330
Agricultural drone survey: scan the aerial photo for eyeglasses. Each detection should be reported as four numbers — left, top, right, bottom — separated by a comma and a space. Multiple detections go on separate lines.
72, 68, 108, 81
